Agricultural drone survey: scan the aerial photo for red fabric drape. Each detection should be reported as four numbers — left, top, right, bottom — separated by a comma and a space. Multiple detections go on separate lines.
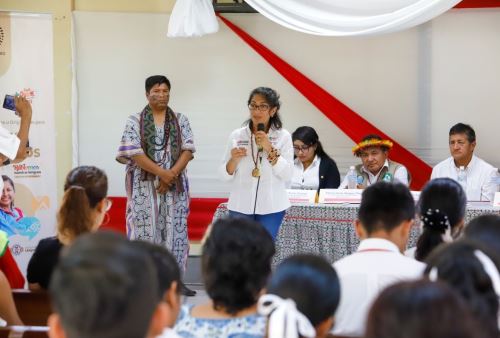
455, 0, 500, 8
0, 247, 25, 288
218, 14, 432, 189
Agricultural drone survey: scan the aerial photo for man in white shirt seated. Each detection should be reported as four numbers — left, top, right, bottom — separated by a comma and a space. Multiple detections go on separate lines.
431, 123, 498, 201
339, 134, 410, 188
332, 182, 425, 337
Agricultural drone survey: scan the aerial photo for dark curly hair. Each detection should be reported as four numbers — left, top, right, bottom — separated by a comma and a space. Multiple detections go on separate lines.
246, 87, 283, 131
202, 218, 275, 315
267, 254, 340, 327
415, 178, 466, 261
464, 214, 500, 254
365, 280, 481, 338
424, 240, 499, 338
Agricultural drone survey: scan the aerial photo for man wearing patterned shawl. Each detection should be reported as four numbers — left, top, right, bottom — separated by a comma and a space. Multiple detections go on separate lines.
339, 134, 410, 189
117, 75, 195, 295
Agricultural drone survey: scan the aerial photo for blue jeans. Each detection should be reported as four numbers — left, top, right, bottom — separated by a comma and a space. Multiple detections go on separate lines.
228, 210, 286, 241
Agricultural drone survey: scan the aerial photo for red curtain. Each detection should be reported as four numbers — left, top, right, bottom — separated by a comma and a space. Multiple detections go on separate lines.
218, 14, 432, 190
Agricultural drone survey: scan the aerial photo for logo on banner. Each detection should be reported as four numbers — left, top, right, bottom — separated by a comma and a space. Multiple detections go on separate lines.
11, 243, 23, 256
10, 244, 37, 256
13, 163, 42, 177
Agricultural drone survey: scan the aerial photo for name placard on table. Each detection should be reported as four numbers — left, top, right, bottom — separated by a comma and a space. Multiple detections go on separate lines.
318, 189, 362, 204
287, 189, 317, 204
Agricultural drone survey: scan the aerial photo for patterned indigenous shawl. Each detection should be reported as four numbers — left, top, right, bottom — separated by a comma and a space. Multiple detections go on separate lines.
139, 105, 184, 192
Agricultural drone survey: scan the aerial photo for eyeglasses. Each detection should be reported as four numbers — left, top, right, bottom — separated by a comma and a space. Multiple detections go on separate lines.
293, 145, 312, 153
105, 198, 113, 212
248, 103, 270, 112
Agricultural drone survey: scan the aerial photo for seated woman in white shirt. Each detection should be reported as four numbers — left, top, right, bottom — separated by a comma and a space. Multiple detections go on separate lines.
291, 126, 340, 192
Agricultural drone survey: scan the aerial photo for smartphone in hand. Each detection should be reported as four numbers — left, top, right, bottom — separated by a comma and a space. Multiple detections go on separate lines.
2, 95, 15, 111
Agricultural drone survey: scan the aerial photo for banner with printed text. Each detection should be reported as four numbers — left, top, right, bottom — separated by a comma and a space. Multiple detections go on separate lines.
0, 12, 56, 283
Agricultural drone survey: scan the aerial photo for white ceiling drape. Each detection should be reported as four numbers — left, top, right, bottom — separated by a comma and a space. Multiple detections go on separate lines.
244, 0, 462, 36
167, 0, 218, 37
167, 0, 462, 37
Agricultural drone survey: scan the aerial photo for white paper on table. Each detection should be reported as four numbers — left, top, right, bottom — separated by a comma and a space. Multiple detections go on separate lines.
318, 189, 362, 204
493, 192, 500, 208
287, 189, 316, 204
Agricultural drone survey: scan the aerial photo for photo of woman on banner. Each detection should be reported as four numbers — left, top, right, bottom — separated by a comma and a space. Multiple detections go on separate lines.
0, 175, 40, 239
1, 175, 24, 221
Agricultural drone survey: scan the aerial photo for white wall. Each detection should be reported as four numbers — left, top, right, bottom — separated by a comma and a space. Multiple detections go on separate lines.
73, 9, 500, 197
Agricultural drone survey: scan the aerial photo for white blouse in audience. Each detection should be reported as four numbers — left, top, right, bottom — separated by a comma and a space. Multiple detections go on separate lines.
157, 328, 181, 338
291, 156, 320, 190
174, 304, 266, 338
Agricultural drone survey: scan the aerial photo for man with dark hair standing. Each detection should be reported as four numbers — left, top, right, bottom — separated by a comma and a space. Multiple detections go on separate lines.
117, 75, 196, 295
431, 123, 497, 201
47, 231, 168, 338
332, 182, 425, 337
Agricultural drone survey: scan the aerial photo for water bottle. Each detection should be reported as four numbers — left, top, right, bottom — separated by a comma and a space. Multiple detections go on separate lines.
457, 166, 467, 190
347, 166, 357, 189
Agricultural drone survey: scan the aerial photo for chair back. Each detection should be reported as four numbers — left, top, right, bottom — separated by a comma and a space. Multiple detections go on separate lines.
12, 289, 52, 326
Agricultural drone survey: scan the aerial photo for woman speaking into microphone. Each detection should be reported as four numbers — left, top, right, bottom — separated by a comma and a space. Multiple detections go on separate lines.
220, 87, 293, 240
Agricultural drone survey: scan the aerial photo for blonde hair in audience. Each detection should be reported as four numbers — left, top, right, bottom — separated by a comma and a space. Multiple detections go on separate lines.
57, 166, 108, 244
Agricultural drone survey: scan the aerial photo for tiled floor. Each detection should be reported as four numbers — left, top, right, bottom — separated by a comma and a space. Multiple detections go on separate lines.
183, 255, 208, 305
182, 285, 208, 306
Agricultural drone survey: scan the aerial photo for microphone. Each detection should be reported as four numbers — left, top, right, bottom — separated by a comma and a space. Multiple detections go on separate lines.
257, 123, 265, 151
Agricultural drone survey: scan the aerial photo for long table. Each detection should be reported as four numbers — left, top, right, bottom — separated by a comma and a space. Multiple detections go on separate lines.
212, 202, 500, 266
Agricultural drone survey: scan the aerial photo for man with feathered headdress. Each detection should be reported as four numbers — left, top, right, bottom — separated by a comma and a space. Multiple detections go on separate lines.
339, 134, 410, 189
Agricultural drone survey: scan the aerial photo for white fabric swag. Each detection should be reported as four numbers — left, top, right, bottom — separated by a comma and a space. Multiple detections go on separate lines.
245, 0, 462, 36
168, 0, 462, 38
167, 0, 218, 37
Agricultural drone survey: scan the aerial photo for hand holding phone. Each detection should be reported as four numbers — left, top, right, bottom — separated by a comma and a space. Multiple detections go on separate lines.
3, 95, 15, 111
13, 96, 32, 119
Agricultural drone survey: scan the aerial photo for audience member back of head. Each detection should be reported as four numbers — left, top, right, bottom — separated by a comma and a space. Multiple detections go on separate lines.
365, 280, 482, 338
132, 240, 182, 335
414, 178, 466, 261
464, 214, 500, 254
332, 182, 426, 337
48, 231, 160, 338
424, 240, 500, 338
356, 181, 415, 251
174, 217, 275, 338
261, 254, 341, 338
